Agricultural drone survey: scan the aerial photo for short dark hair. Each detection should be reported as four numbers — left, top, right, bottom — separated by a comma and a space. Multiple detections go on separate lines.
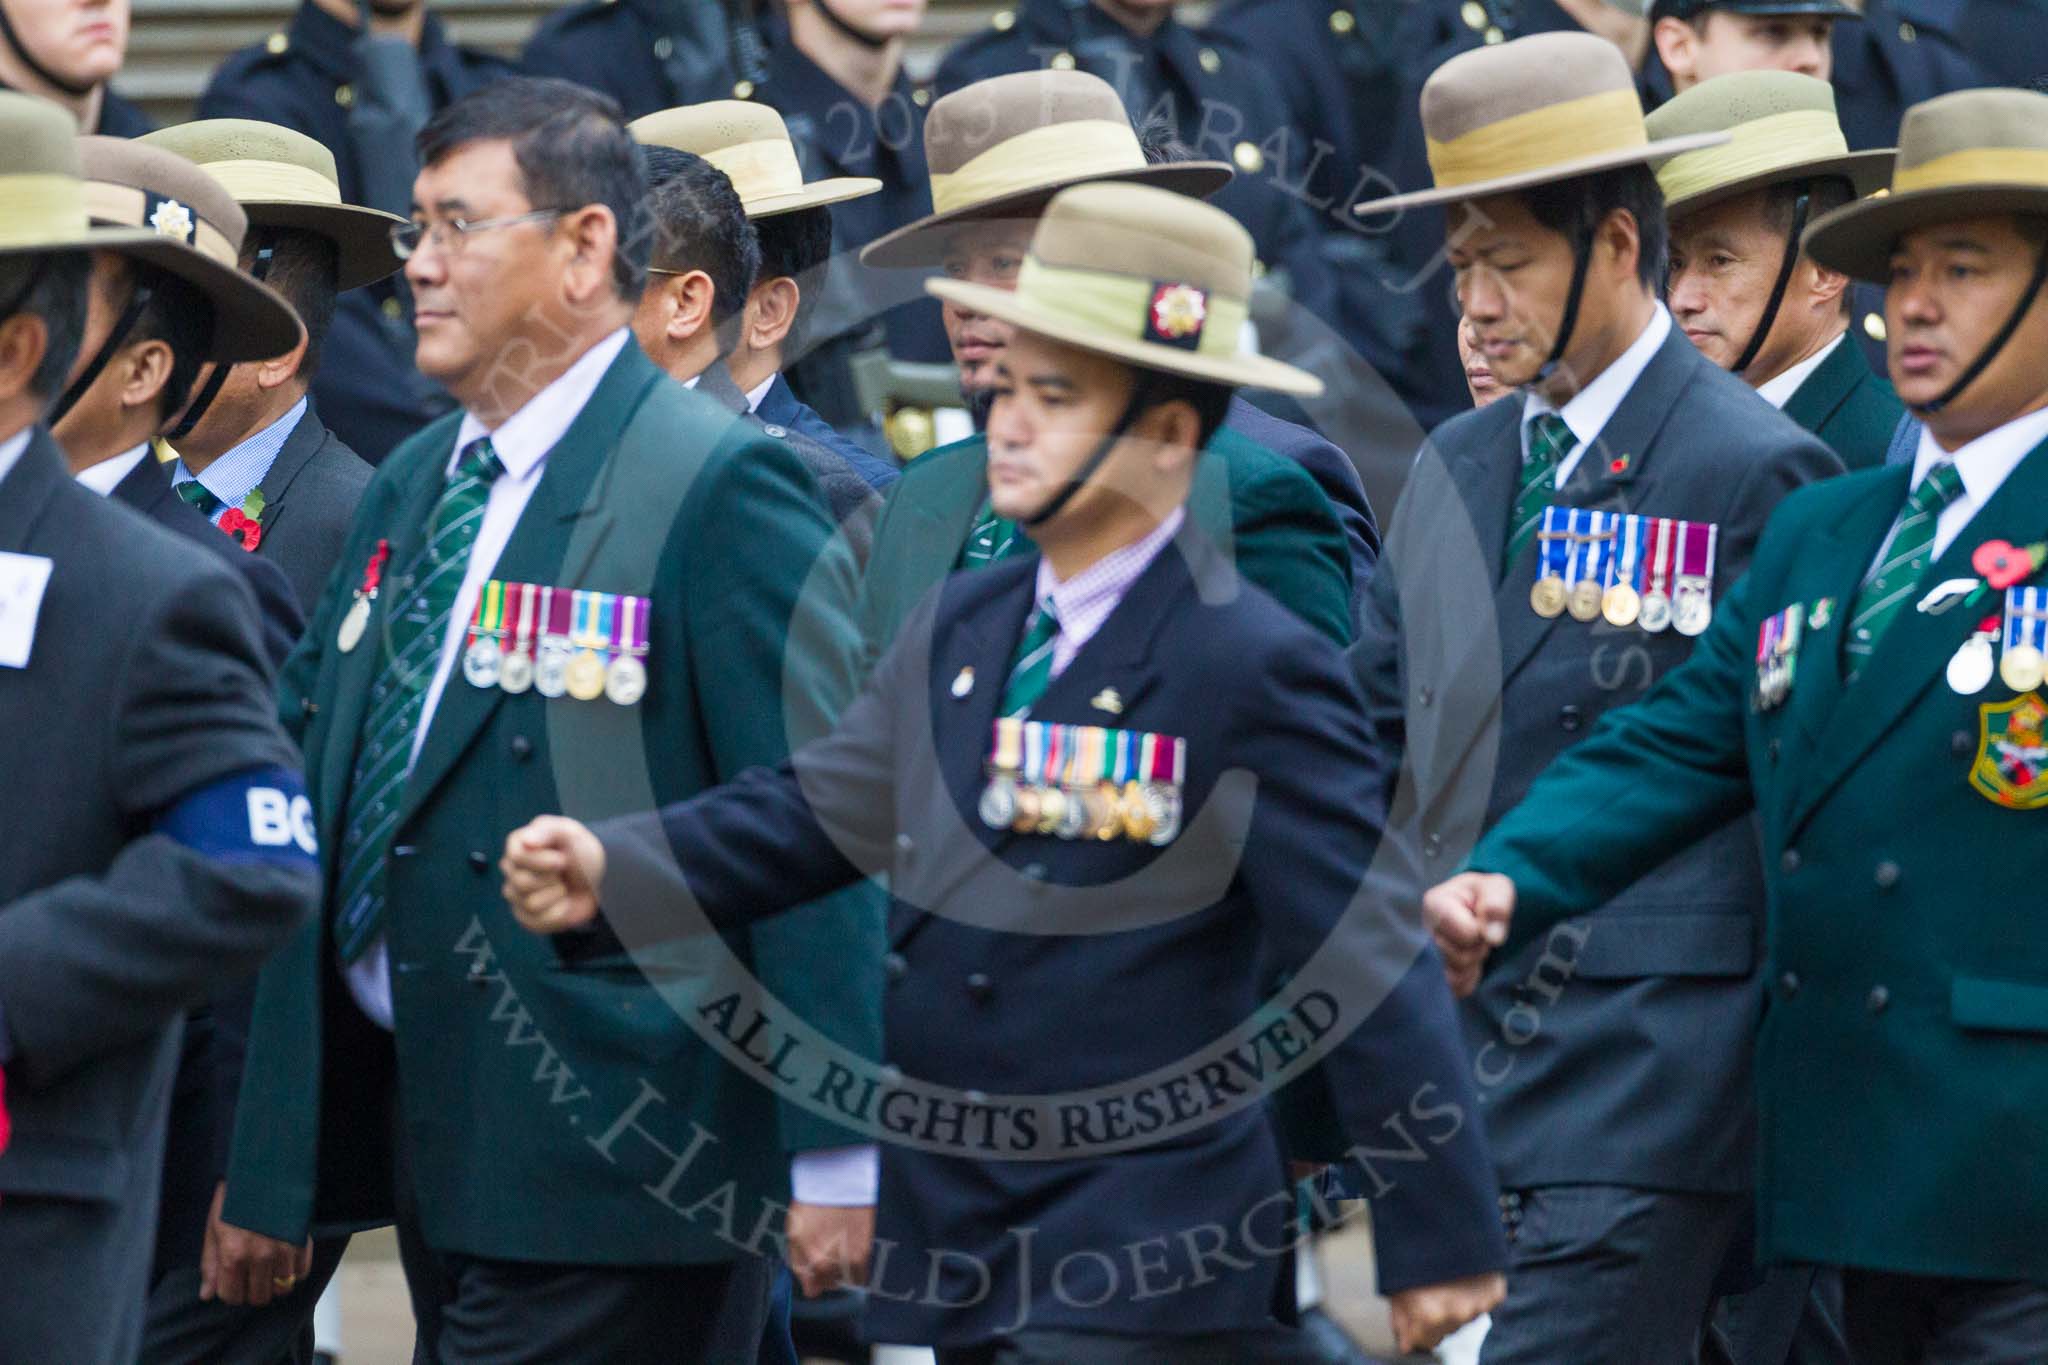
121, 258, 216, 421
1137, 371, 1234, 450
642, 145, 760, 332
417, 76, 650, 300
1521, 163, 1669, 292
0, 251, 91, 403
244, 228, 339, 378
754, 204, 834, 348
1766, 176, 1857, 316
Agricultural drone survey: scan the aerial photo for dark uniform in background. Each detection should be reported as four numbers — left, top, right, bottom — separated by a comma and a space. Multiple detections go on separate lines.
523, 0, 756, 116
198, 2, 519, 464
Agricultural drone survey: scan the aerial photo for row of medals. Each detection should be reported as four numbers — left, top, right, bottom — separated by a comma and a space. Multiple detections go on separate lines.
1530, 573, 1711, 635
980, 775, 1182, 845
1951, 623, 2047, 696
462, 631, 646, 706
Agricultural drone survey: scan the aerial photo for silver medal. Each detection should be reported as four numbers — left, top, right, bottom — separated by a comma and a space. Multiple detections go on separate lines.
1947, 633, 1996, 695
978, 775, 1017, 829
462, 637, 501, 689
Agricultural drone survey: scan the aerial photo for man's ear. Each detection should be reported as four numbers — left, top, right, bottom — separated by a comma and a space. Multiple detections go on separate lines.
252, 331, 312, 394
120, 338, 174, 417
1597, 206, 1644, 284
0, 312, 46, 407
747, 275, 801, 351
1652, 14, 1696, 82
667, 270, 717, 343
1805, 258, 1850, 313
561, 204, 622, 306
1138, 395, 1203, 473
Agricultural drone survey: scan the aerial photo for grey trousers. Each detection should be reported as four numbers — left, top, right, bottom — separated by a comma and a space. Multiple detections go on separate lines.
0, 1188, 160, 1364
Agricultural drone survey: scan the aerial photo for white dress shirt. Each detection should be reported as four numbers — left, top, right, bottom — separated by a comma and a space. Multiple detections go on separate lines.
680, 371, 776, 412
344, 328, 875, 1205
0, 427, 31, 487
1521, 304, 1674, 487
73, 443, 152, 497
1908, 404, 2048, 560
1755, 334, 1845, 411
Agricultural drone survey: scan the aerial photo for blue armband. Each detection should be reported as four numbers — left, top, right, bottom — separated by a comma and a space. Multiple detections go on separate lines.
154, 765, 320, 868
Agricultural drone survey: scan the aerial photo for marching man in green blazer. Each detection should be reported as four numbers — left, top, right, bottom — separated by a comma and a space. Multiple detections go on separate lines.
1652, 71, 1913, 468
1427, 85, 2048, 1363
209, 77, 883, 1359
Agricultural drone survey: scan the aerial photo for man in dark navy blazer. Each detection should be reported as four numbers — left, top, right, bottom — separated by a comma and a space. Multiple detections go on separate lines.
506, 181, 1507, 1364
1350, 34, 1843, 1363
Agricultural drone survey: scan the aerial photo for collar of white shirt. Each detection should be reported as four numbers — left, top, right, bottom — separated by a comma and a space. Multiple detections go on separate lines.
1755, 333, 1846, 411
1522, 303, 1673, 488
74, 443, 152, 497
0, 426, 30, 488
173, 396, 307, 513
678, 369, 775, 414
1032, 507, 1186, 678
451, 328, 631, 482
1909, 404, 2048, 558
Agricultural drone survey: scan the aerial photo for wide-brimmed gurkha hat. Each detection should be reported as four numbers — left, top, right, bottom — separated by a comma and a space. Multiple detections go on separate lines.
630, 101, 879, 220
1804, 87, 2048, 284
1641, 0, 1859, 20
0, 92, 158, 260
76, 137, 304, 363
138, 120, 405, 291
860, 70, 1233, 269
1355, 32, 1729, 217
925, 182, 1322, 397
1646, 72, 1894, 219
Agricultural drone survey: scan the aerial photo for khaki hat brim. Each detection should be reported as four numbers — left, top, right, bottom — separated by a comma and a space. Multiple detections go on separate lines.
108, 233, 306, 363
1355, 131, 1732, 217
927, 277, 1323, 398
240, 200, 406, 290
862, 161, 1234, 269
1664, 149, 1897, 220
1803, 183, 2048, 283
742, 176, 884, 220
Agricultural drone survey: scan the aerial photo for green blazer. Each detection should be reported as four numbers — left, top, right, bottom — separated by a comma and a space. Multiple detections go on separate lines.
223, 341, 884, 1263
1780, 334, 1906, 471
855, 424, 1354, 665
1469, 435, 2048, 1282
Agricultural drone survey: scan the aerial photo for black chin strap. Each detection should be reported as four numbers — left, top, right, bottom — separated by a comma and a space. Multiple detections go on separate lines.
49, 281, 155, 427
1534, 229, 1594, 387
0, 0, 97, 97
1912, 239, 2048, 417
168, 237, 277, 443
813, 0, 890, 50
1020, 375, 1158, 529
1731, 183, 1812, 379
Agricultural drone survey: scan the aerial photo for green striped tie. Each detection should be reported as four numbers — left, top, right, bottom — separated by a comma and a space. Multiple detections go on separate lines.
957, 497, 1020, 570
1844, 460, 1966, 681
332, 436, 504, 964
1505, 413, 1575, 572
175, 479, 223, 520
1000, 598, 1061, 718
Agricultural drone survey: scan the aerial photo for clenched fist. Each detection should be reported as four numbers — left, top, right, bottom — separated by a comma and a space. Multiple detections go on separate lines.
501, 815, 607, 934
1422, 871, 1516, 996
1388, 1270, 1506, 1353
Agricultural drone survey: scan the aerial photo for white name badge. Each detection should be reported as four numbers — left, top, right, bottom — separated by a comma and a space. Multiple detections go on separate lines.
0, 551, 52, 669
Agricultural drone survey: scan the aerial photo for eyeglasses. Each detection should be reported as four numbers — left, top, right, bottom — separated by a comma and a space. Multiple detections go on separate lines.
390, 208, 567, 260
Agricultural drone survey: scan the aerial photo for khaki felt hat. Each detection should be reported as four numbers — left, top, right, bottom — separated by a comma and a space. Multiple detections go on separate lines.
0, 92, 157, 259
630, 101, 880, 219
1646, 72, 1893, 219
1355, 31, 1729, 216
77, 136, 304, 363
925, 181, 1322, 397
1804, 87, 2048, 283
860, 70, 1232, 269
138, 119, 405, 291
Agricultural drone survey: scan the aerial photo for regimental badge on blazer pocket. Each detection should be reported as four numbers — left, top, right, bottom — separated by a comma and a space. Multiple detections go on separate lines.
1969, 691, 2048, 810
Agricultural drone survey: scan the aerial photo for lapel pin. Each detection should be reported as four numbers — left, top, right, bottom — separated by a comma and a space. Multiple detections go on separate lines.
1916, 577, 1979, 615
1090, 687, 1123, 715
1808, 597, 1834, 630
951, 666, 975, 698
1607, 453, 1631, 476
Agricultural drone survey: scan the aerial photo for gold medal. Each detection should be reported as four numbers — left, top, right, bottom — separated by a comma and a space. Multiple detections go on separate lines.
1530, 576, 1567, 618
1568, 579, 1603, 622
565, 650, 607, 701
1011, 784, 1042, 834
2000, 643, 2044, 693
1602, 582, 1640, 628
1119, 781, 1155, 842
1093, 783, 1123, 841
1461, 0, 1487, 28
1036, 786, 1065, 835
337, 595, 370, 653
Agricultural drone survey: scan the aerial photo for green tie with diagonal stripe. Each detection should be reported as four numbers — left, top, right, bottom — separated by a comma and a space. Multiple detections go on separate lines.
1843, 460, 1966, 681
1506, 413, 1575, 573
333, 436, 504, 964
1000, 598, 1061, 718
175, 479, 223, 520
957, 498, 1020, 570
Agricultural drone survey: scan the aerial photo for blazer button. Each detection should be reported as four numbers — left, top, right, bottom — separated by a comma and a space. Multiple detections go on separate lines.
1423, 832, 1444, 859
966, 972, 993, 1002
1873, 861, 1901, 891
468, 850, 490, 873
1558, 704, 1583, 733
510, 734, 533, 760
467, 958, 489, 987
883, 952, 907, 981
392, 844, 417, 859
1867, 985, 1891, 1014
1780, 848, 1802, 875
1417, 686, 1436, 708
895, 833, 915, 855
1021, 862, 1047, 882
300, 697, 318, 718
1952, 730, 1974, 757
1778, 971, 1801, 999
